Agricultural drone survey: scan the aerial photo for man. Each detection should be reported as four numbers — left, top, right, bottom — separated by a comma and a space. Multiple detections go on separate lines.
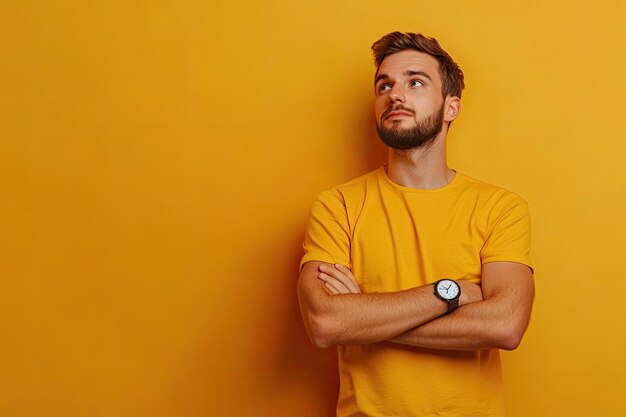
297, 32, 535, 417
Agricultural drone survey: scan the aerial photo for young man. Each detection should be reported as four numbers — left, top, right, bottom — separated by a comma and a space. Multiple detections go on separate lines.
297, 32, 535, 416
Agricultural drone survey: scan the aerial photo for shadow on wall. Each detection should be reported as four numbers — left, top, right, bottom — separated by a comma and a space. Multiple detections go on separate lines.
257, 97, 387, 415
342, 90, 389, 177
361, 107, 389, 173
163, 89, 386, 417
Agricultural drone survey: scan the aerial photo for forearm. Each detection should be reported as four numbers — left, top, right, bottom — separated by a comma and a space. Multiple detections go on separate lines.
390, 293, 528, 350
298, 265, 448, 348
319, 287, 448, 346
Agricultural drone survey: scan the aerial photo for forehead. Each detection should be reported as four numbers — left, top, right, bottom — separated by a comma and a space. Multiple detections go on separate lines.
376, 50, 441, 83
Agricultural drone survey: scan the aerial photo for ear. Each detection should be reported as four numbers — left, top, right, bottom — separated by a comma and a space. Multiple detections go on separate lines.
443, 96, 461, 123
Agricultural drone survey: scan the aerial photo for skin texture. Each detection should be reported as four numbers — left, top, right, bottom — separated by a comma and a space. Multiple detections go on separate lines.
297, 260, 483, 349
314, 261, 534, 350
297, 49, 535, 351
374, 50, 460, 190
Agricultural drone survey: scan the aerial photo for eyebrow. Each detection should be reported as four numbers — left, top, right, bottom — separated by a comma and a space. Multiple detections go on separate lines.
375, 70, 432, 85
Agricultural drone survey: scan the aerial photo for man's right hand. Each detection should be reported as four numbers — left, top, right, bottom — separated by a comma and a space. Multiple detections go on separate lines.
458, 280, 483, 306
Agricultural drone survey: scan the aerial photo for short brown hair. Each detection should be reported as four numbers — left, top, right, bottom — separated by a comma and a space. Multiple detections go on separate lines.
371, 32, 465, 99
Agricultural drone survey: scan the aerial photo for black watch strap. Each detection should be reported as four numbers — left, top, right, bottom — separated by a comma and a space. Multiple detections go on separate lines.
447, 297, 459, 313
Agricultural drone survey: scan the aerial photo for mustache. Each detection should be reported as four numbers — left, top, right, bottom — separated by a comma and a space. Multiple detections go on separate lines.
382, 105, 415, 120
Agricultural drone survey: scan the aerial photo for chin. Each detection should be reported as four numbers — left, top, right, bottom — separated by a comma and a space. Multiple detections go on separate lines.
387, 120, 415, 131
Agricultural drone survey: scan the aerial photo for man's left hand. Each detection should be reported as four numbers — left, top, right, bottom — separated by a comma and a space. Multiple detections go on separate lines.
317, 263, 361, 294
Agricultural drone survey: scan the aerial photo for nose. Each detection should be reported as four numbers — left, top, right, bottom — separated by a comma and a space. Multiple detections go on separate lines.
389, 83, 405, 103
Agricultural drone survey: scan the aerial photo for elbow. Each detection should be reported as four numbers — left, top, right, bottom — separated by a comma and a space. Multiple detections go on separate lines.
496, 326, 526, 351
308, 313, 340, 349
499, 335, 522, 351
312, 336, 334, 350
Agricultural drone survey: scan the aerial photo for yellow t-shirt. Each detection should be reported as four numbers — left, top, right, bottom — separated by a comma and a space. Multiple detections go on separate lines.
300, 165, 533, 417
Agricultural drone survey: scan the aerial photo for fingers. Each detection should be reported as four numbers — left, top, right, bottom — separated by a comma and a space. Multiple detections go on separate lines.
324, 264, 359, 293
324, 282, 340, 294
317, 263, 361, 294
319, 271, 351, 294
334, 264, 360, 293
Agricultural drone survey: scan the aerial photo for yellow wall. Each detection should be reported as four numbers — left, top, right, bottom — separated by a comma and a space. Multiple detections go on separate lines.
2, 1, 625, 416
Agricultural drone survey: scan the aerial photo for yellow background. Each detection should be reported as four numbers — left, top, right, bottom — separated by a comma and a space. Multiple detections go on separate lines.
1, 1, 625, 416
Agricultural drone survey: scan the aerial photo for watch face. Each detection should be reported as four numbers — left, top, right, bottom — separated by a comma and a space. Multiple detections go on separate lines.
436, 279, 459, 300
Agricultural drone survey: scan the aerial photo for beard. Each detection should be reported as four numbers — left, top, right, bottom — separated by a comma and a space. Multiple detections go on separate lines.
376, 102, 445, 151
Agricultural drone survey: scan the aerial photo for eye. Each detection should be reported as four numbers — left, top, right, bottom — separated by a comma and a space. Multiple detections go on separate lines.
378, 83, 391, 94
409, 79, 424, 87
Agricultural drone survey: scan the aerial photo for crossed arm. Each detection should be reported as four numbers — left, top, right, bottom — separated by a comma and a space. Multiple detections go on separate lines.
297, 260, 534, 350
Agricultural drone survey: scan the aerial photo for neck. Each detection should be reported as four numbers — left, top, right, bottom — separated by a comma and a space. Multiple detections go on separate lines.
385, 131, 455, 190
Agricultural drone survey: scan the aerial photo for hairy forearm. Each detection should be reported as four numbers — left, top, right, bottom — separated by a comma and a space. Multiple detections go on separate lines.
390, 293, 529, 351
298, 272, 447, 348
313, 288, 449, 347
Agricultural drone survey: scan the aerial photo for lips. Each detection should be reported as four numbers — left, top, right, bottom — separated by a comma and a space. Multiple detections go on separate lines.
386, 111, 412, 119
384, 108, 414, 120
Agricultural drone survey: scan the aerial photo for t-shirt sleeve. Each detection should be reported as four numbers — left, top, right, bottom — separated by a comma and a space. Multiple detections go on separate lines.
299, 189, 351, 272
480, 194, 534, 274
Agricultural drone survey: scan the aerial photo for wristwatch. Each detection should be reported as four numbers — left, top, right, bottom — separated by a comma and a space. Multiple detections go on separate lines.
434, 278, 461, 313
